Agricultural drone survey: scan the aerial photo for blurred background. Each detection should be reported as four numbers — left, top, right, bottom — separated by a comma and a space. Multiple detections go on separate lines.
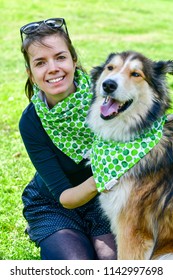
0, 0, 173, 259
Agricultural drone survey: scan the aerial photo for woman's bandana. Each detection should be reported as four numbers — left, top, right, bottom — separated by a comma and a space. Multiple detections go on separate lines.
31, 69, 94, 163
90, 116, 167, 192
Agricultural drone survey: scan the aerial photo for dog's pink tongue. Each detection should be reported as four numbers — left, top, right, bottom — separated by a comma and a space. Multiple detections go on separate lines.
101, 98, 120, 117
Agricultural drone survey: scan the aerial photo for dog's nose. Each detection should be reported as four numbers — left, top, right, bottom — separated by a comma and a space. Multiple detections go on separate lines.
102, 79, 118, 93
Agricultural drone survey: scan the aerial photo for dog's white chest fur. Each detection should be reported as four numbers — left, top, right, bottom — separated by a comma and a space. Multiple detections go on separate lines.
99, 178, 133, 234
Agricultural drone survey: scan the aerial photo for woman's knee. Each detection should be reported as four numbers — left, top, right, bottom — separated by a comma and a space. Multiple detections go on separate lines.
39, 229, 97, 260
91, 233, 117, 260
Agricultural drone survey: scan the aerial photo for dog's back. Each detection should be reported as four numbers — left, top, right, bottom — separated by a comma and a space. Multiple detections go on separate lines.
87, 51, 173, 259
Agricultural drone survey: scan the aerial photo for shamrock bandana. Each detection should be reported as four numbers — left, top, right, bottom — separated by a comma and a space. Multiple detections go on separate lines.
31, 69, 94, 163
91, 116, 167, 192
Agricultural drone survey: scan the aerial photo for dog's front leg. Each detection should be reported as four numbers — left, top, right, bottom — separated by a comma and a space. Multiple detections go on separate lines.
116, 212, 155, 260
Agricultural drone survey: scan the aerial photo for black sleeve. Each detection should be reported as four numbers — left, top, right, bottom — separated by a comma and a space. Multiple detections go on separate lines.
19, 104, 77, 202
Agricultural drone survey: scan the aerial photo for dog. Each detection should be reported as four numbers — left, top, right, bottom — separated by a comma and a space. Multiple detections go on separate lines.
87, 50, 173, 260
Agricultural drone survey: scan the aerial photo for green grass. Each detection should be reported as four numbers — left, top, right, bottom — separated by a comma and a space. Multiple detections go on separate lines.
1, 0, 173, 260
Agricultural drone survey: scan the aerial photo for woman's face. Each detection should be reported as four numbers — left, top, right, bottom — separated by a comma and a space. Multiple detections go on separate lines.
28, 34, 76, 106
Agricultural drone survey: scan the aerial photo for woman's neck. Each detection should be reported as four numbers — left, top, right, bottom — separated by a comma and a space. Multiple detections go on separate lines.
45, 83, 76, 108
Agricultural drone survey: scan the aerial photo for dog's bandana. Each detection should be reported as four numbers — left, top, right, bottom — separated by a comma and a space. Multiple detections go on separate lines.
31, 69, 94, 163
90, 115, 167, 192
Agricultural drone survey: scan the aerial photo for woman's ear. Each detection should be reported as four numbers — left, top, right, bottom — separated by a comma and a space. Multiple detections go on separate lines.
26, 67, 30, 76
26, 66, 35, 84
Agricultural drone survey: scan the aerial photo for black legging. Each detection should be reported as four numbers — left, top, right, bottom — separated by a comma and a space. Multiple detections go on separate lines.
40, 229, 117, 260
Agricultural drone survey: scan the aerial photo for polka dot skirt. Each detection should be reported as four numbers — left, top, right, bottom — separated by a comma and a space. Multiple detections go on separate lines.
22, 177, 111, 247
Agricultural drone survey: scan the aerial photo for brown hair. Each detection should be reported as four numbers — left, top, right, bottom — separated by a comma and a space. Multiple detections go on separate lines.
21, 24, 83, 101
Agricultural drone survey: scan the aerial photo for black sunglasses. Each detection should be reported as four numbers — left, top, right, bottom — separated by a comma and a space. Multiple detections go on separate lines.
20, 18, 69, 42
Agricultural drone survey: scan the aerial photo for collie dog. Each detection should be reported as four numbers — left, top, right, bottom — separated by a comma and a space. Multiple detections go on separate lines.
87, 51, 173, 259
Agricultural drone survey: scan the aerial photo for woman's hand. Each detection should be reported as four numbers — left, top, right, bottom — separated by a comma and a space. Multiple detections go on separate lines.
59, 176, 98, 209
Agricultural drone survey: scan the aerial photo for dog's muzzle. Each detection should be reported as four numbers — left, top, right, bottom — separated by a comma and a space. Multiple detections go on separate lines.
100, 79, 133, 120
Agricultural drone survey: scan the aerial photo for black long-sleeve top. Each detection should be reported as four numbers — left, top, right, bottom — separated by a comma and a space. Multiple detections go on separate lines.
19, 102, 93, 202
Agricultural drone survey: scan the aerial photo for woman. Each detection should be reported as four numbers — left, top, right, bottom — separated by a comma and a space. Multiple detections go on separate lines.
19, 18, 117, 260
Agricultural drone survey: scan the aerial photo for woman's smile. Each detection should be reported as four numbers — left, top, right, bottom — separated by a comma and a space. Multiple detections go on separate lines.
47, 76, 64, 83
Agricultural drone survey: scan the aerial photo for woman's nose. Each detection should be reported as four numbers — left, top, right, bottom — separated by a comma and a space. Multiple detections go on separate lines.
48, 60, 59, 72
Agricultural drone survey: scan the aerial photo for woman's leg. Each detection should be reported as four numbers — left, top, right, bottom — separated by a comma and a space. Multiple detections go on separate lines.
91, 233, 117, 260
39, 228, 97, 260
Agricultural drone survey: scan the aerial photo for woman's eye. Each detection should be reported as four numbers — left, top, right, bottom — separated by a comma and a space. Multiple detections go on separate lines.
36, 61, 45, 67
131, 72, 140, 77
57, 55, 66, 60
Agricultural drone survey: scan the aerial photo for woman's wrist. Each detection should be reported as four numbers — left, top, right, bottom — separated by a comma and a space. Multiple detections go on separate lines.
85, 176, 98, 194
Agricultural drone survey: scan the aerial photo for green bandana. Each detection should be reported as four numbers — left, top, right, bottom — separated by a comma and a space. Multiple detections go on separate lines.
31, 69, 94, 163
90, 116, 167, 192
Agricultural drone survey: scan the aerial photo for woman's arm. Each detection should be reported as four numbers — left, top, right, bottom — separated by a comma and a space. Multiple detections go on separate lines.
19, 105, 97, 206
59, 176, 98, 209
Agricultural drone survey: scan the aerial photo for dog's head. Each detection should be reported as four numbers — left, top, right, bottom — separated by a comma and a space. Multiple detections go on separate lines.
87, 51, 173, 141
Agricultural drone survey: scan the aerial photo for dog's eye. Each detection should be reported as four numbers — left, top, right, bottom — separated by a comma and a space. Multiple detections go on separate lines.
131, 72, 141, 77
107, 65, 114, 71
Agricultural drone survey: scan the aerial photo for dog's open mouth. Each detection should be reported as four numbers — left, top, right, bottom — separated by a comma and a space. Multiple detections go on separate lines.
100, 97, 133, 120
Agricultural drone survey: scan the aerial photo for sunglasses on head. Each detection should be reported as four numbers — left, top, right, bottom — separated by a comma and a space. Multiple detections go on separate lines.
20, 18, 69, 42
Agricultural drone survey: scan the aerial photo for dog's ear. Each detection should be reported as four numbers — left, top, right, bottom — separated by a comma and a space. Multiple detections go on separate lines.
90, 65, 104, 82
154, 60, 173, 75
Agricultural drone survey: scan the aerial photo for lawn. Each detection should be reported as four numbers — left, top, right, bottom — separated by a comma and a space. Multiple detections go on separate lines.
1, 0, 173, 260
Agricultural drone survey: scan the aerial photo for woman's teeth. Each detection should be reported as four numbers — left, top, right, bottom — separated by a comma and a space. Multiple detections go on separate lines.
48, 77, 63, 83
